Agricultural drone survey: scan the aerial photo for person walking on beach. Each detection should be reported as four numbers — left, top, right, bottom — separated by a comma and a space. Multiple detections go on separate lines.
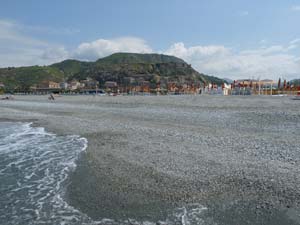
49, 93, 55, 101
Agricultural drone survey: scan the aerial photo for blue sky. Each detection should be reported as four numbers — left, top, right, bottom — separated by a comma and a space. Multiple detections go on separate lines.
1, 0, 300, 80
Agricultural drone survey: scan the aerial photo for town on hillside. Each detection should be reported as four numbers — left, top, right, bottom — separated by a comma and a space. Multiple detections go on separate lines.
1, 77, 300, 96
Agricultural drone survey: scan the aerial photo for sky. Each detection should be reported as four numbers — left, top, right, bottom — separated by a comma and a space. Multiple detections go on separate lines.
0, 0, 300, 80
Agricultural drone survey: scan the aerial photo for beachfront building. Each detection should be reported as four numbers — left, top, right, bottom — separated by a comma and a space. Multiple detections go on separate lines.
259, 79, 277, 95
232, 79, 277, 95
222, 83, 231, 95
203, 83, 213, 94
60, 82, 69, 90
37, 81, 60, 89
167, 82, 179, 94
260, 79, 277, 88
69, 80, 82, 90
105, 81, 118, 93
81, 77, 99, 89
166, 82, 201, 95
0, 82, 4, 94
29, 81, 61, 94
140, 81, 150, 93
234, 79, 276, 88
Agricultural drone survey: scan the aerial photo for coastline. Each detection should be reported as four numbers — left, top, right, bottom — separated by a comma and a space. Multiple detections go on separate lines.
1, 95, 300, 224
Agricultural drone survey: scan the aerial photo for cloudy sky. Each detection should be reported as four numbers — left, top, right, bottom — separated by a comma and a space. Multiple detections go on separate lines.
1, 0, 300, 80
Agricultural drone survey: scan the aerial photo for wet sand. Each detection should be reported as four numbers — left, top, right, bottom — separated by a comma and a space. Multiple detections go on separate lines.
1, 95, 300, 224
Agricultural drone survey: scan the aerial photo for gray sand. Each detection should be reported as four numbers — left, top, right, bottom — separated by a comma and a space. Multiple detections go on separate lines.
1, 95, 300, 224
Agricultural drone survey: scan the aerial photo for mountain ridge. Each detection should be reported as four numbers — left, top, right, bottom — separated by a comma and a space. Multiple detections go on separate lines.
0, 53, 226, 91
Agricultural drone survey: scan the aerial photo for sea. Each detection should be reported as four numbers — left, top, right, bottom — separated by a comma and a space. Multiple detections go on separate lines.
0, 122, 209, 225
0, 122, 96, 225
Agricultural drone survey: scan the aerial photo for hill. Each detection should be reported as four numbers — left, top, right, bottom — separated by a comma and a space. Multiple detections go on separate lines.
0, 66, 64, 91
96, 53, 185, 64
0, 53, 226, 92
290, 79, 300, 86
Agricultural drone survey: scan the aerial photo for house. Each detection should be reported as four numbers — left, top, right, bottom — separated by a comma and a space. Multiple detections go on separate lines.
60, 82, 69, 89
48, 81, 59, 89
30, 85, 37, 91
105, 81, 118, 88
140, 81, 150, 93
234, 79, 276, 88
104, 81, 118, 93
124, 77, 135, 85
0, 83, 4, 94
82, 77, 99, 89
69, 80, 81, 90
167, 82, 179, 93
79, 82, 86, 89
38, 81, 60, 89
260, 79, 277, 88
222, 83, 231, 95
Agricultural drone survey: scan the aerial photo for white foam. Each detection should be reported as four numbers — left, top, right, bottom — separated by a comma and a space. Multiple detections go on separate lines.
1, 122, 211, 225
0, 122, 91, 224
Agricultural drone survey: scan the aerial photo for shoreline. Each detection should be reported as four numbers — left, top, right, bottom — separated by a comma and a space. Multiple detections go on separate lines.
1, 95, 300, 224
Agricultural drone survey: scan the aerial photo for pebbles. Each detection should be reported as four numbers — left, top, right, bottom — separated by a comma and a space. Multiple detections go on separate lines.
1, 95, 300, 224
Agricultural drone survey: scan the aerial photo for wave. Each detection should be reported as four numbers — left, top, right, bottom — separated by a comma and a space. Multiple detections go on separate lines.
0, 122, 94, 224
0, 122, 210, 225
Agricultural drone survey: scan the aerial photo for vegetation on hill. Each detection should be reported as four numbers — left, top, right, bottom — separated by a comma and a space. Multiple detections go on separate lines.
290, 79, 300, 86
0, 53, 226, 92
96, 53, 185, 64
0, 66, 64, 91
50, 59, 92, 77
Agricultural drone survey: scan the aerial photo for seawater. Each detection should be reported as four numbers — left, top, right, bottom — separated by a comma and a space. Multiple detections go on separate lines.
0, 122, 208, 225
0, 122, 96, 225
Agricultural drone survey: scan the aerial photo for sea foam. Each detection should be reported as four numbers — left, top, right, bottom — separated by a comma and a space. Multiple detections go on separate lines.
0, 122, 209, 225
0, 122, 95, 224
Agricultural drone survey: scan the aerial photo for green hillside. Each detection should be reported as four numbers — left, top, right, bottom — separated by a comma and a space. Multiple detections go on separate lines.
0, 53, 226, 92
96, 53, 185, 64
290, 79, 300, 85
50, 59, 92, 77
0, 66, 64, 91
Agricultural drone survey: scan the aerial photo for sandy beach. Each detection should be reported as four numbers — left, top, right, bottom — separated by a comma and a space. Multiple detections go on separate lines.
1, 95, 300, 224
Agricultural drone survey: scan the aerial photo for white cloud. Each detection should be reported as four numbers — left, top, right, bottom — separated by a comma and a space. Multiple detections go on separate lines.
41, 47, 69, 62
241, 45, 287, 55
288, 38, 300, 50
0, 19, 48, 47
259, 39, 267, 45
165, 42, 300, 80
0, 18, 299, 80
0, 19, 69, 67
291, 5, 300, 11
19, 25, 80, 35
73, 37, 153, 61
0, 21, 153, 66
290, 38, 300, 45
238, 11, 249, 16
165, 42, 229, 61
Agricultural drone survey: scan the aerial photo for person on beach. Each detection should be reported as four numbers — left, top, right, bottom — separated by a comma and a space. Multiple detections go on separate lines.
1, 95, 14, 100
49, 93, 55, 101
